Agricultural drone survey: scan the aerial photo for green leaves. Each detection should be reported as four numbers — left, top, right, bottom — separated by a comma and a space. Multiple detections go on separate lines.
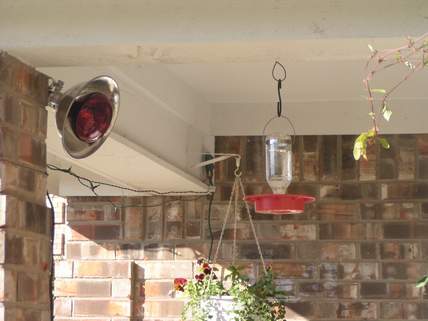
371, 88, 386, 94
416, 275, 428, 288
381, 104, 392, 121
353, 131, 390, 160
182, 263, 287, 321
379, 137, 390, 149
353, 133, 368, 160
353, 130, 375, 160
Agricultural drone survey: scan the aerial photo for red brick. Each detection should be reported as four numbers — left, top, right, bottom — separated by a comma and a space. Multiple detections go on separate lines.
0, 94, 22, 126
0, 52, 49, 105
419, 156, 428, 179
269, 262, 316, 279
165, 221, 183, 240
143, 243, 174, 260
17, 272, 39, 303
388, 282, 420, 299
185, 198, 203, 220
320, 243, 357, 260
302, 136, 319, 181
54, 260, 73, 278
238, 243, 293, 260
116, 243, 145, 260
296, 242, 321, 260
320, 136, 338, 180
0, 127, 18, 161
257, 223, 316, 240
341, 135, 359, 180
382, 262, 428, 280
144, 280, 173, 298
135, 261, 192, 280
320, 263, 378, 280
5, 234, 24, 264
381, 302, 421, 319
74, 299, 131, 317
207, 223, 251, 241
54, 298, 72, 317
146, 203, 162, 241
67, 206, 105, 221
360, 242, 378, 259
336, 302, 377, 319
299, 282, 358, 299
0, 268, 17, 302
398, 148, 416, 180
55, 279, 111, 297
360, 282, 387, 298
112, 279, 132, 298
74, 261, 131, 278
66, 241, 116, 260
70, 224, 120, 241
23, 201, 49, 235
360, 146, 377, 180
185, 220, 201, 239
18, 133, 45, 168
380, 242, 419, 260
315, 203, 360, 220
285, 302, 315, 318
142, 300, 184, 318
123, 207, 144, 240
319, 223, 364, 240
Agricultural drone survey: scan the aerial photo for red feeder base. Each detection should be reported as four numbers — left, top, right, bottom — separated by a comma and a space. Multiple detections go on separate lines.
244, 194, 315, 214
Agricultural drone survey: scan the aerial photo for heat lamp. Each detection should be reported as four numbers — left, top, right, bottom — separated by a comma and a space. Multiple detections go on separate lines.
244, 62, 315, 214
48, 76, 120, 159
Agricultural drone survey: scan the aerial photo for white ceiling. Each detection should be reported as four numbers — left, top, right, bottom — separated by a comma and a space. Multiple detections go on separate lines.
166, 61, 428, 104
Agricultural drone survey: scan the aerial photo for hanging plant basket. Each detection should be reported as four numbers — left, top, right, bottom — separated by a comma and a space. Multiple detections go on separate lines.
175, 171, 287, 321
202, 296, 242, 321
176, 261, 286, 321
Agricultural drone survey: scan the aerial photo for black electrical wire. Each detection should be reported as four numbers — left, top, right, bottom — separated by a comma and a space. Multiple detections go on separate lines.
47, 162, 216, 258
207, 192, 215, 261
47, 164, 211, 196
46, 192, 55, 321
203, 154, 215, 261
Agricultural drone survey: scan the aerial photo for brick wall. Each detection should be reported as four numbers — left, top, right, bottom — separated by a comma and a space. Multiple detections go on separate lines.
0, 52, 51, 320
54, 134, 428, 321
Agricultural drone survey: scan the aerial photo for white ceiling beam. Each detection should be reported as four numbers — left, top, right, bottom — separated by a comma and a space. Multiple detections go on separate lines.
211, 100, 428, 136
1, 0, 427, 66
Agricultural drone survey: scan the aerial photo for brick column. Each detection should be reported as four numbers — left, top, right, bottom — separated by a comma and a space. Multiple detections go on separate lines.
0, 52, 51, 320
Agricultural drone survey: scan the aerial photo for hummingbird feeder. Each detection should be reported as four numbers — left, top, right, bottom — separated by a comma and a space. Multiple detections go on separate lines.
244, 62, 315, 214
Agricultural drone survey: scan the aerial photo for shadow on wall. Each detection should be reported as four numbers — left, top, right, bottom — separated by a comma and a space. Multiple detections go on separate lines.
54, 195, 310, 320
53, 134, 428, 320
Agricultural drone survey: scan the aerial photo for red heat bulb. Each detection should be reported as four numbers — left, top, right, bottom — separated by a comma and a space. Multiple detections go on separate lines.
72, 93, 113, 143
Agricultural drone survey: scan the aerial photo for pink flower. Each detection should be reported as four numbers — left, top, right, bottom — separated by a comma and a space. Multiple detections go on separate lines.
174, 278, 187, 292
195, 273, 205, 282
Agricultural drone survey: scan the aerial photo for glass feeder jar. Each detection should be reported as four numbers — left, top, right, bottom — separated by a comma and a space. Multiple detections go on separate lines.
265, 134, 292, 194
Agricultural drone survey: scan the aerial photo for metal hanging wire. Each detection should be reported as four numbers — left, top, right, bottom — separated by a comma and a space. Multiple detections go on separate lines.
272, 61, 287, 118
263, 61, 296, 141
211, 159, 267, 275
